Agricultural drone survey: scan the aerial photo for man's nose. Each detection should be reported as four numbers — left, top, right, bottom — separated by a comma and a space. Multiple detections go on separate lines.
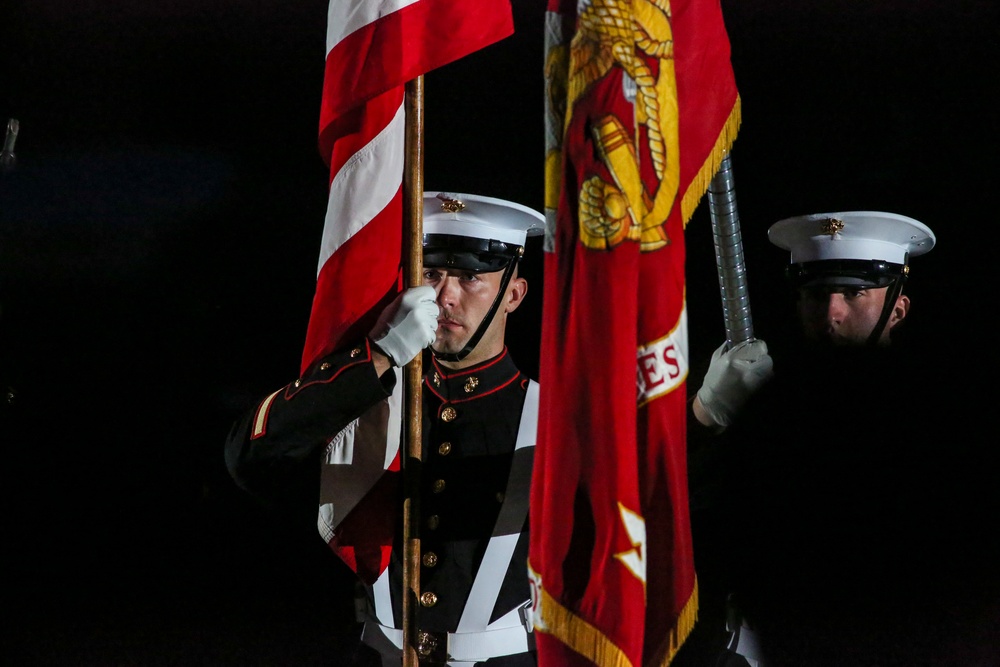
825, 294, 848, 322
435, 276, 459, 306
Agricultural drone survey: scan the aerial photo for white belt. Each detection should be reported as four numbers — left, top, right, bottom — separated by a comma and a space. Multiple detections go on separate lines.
365, 616, 532, 665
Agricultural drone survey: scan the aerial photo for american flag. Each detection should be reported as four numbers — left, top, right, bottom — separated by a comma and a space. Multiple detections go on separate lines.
304, 0, 514, 579
302, 0, 515, 373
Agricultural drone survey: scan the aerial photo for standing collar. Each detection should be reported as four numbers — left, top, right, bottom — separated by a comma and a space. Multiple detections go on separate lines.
425, 347, 521, 403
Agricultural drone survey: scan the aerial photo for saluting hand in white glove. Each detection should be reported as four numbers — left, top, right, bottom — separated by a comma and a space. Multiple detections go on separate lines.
369, 286, 440, 367
694, 339, 774, 430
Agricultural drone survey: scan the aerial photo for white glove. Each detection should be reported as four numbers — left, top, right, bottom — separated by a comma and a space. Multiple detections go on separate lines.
369, 286, 440, 366
695, 339, 774, 428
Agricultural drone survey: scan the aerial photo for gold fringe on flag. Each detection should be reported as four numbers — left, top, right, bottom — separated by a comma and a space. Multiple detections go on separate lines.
536, 578, 700, 667
680, 96, 741, 228
537, 585, 634, 667
652, 578, 699, 667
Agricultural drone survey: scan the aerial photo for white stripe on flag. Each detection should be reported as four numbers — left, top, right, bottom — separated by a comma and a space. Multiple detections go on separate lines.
317, 101, 405, 276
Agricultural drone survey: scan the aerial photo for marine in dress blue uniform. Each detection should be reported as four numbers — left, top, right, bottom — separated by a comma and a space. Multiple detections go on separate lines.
681, 211, 954, 667
226, 192, 544, 666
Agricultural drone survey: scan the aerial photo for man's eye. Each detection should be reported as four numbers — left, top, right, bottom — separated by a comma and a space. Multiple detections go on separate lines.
461, 273, 479, 282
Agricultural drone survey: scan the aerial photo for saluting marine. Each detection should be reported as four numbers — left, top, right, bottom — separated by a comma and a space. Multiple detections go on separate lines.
226, 192, 544, 667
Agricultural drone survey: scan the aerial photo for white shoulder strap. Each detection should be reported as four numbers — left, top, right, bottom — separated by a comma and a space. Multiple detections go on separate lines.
457, 379, 538, 632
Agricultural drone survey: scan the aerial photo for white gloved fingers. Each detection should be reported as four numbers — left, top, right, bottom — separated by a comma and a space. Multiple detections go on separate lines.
729, 339, 770, 363
412, 295, 440, 347
392, 286, 437, 324
370, 286, 441, 366
729, 340, 775, 386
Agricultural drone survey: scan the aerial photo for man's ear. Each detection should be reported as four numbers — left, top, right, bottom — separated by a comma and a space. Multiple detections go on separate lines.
505, 276, 528, 314
888, 293, 910, 329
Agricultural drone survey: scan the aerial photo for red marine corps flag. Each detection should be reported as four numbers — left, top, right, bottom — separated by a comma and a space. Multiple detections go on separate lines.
304, 0, 513, 580
528, 0, 740, 665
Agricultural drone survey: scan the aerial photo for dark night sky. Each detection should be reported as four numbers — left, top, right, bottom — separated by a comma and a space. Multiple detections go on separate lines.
1, 1, 998, 664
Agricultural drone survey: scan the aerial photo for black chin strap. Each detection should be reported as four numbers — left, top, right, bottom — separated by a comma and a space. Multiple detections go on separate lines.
866, 271, 907, 347
431, 259, 519, 363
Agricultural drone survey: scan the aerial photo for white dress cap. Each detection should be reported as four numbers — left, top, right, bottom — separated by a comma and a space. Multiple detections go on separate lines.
768, 211, 935, 265
423, 191, 544, 247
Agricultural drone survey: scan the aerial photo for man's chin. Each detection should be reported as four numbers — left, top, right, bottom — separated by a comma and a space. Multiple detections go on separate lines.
431, 339, 468, 357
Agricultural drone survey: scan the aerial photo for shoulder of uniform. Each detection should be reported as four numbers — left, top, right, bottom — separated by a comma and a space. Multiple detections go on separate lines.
286, 339, 374, 398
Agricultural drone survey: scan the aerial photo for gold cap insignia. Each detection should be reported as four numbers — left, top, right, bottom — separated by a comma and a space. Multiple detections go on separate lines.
820, 218, 845, 236
437, 193, 465, 213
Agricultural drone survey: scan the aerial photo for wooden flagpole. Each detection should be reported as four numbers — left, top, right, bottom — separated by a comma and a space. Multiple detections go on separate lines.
401, 75, 424, 667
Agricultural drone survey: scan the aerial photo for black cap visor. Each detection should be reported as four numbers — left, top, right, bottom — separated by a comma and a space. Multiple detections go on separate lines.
786, 259, 906, 289
423, 233, 522, 273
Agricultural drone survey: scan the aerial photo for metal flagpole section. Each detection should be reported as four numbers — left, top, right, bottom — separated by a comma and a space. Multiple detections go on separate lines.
706, 153, 755, 347
401, 76, 424, 667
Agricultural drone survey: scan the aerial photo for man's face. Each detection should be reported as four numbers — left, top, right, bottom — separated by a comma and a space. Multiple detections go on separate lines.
422, 266, 523, 366
795, 285, 906, 346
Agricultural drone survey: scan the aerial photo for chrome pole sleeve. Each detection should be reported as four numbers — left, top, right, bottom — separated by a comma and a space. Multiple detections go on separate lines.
706, 154, 754, 347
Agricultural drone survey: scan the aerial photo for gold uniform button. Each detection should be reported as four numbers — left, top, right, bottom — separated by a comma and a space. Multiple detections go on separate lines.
420, 591, 438, 607
293, 379, 301, 388
427, 515, 440, 530
438, 442, 452, 456
416, 631, 438, 657
350, 347, 362, 357
422, 552, 438, 567
432, 479, 446, 493
319, 362, 331, 370
495, 492, 505, 503
441, 407, 457, 422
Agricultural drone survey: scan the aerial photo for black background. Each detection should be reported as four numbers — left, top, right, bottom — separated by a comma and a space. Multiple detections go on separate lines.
1, 1, 997, 664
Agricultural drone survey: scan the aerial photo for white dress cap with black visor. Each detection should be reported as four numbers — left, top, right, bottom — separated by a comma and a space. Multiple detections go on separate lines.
768, 211, 936, 344
422, 191, 544, 362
